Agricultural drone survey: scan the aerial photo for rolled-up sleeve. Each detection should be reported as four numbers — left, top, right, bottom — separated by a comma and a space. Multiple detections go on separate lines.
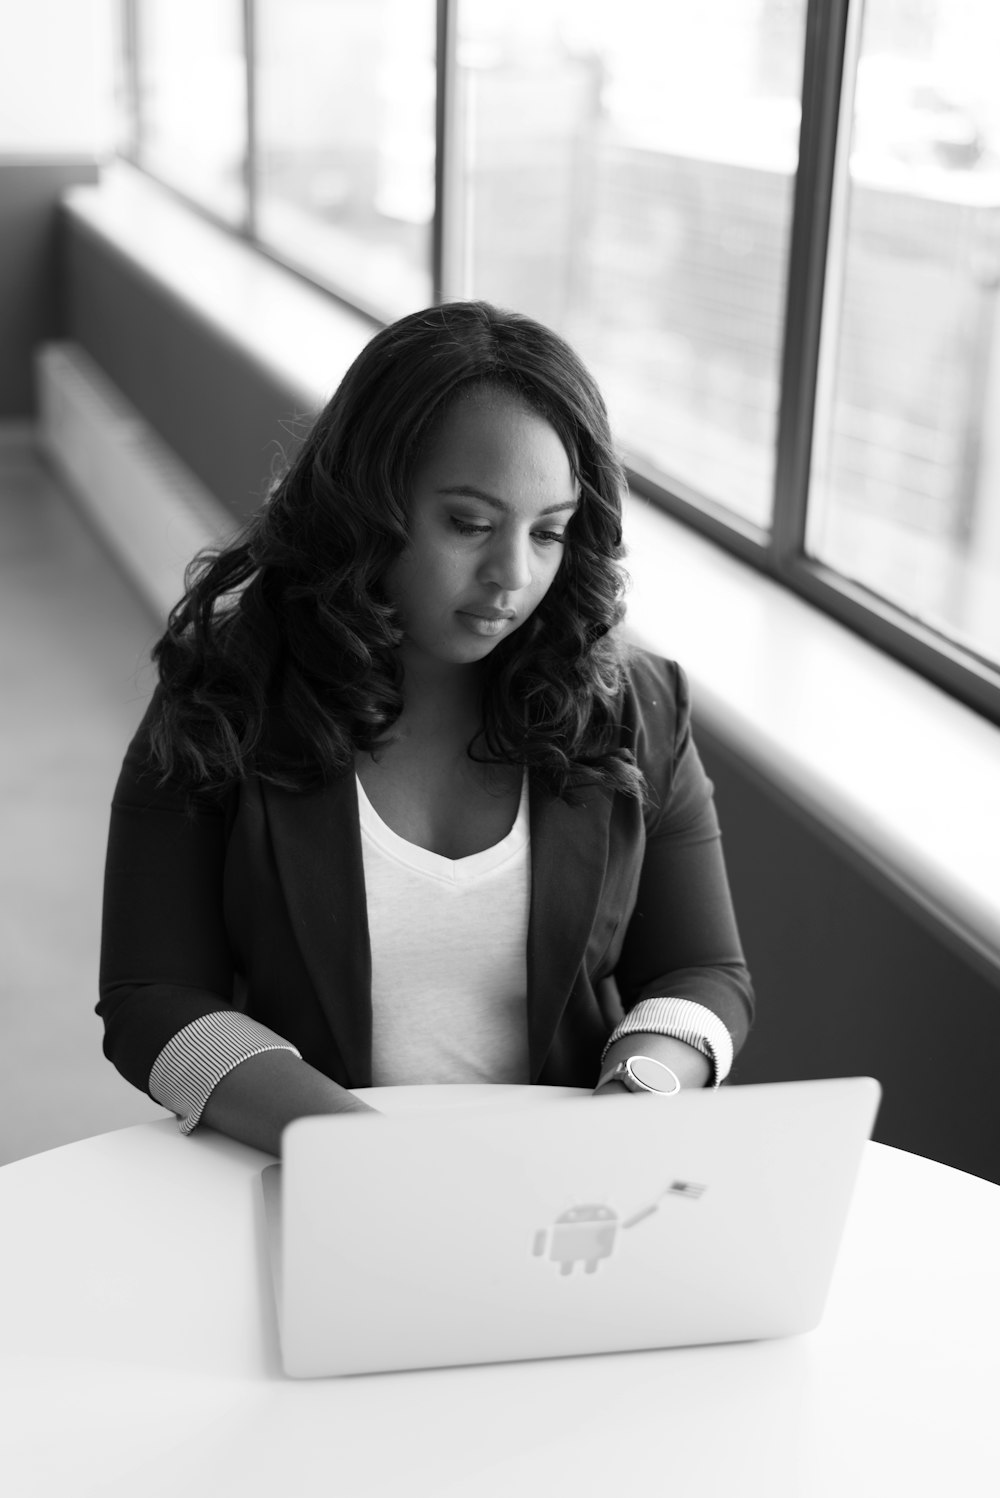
149, 1011, 300, 1133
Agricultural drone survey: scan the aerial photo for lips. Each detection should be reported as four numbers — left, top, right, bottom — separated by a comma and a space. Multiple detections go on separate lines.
456, 608, 516, 638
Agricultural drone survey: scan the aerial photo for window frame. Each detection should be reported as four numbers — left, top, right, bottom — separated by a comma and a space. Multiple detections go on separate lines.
117, 0, 1000, 726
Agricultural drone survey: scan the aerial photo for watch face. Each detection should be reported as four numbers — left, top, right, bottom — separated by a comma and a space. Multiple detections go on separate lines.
628, 1056, 681, 1095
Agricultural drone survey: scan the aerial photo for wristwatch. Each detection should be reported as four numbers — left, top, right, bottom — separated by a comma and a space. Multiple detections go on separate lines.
595, 1055, 681, 1096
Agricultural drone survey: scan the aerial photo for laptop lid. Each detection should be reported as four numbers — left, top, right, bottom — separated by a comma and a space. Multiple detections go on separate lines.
261, 1077, 880, 1378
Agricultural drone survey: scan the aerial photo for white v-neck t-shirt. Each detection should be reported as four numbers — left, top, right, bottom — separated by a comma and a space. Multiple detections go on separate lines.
356, 773, 532, 1087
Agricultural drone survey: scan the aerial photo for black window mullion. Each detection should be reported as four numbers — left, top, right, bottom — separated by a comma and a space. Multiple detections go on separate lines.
242, 0, 257, 242
122, 0, 141, 164
432, 0, 457, 305
770, 0, 852, 569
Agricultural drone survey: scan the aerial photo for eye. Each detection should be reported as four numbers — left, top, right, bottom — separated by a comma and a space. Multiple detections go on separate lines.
532, 529, 567, 547
449, 517, 492, 538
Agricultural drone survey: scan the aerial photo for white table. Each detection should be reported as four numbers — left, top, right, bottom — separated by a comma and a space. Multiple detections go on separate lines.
2, 1085, 998, 1497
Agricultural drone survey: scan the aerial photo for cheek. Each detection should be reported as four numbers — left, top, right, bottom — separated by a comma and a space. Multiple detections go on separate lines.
389, 532, 445, 587
536, 548, 566, 597
428, 545, 468, 599
396, 543, 467, 622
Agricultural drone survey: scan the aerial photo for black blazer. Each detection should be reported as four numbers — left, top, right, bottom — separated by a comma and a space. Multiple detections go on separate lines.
99, 651, 753, 1097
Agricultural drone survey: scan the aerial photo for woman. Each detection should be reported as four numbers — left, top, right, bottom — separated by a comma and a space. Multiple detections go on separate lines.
99, 300, 753, 1156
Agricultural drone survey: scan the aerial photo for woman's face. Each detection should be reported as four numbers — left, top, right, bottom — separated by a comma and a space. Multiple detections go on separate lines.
384, 390, 578, 673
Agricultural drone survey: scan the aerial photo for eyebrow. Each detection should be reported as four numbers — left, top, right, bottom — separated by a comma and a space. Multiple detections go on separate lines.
435, 485, 579, 516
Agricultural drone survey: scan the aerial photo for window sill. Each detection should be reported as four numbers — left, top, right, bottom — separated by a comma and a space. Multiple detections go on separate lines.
624, 495, 1000, 977
64, 162, 377, 413
64, 163, 1000, 979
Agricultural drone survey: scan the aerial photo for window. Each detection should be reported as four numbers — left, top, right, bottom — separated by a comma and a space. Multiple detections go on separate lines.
808, 0, 1000, 678
118, 0, 1000, 721
253, 0, 436, 317
132, 0, 247, 225
450, 0, 807, 531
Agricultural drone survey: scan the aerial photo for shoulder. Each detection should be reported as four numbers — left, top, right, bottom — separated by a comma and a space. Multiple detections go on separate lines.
616, 641, 718, 832
617, 647, 691, 758
117, 687, 165, 783
619, 647, 685, 706
612, 646, 707, 829
113, 686, 235, 816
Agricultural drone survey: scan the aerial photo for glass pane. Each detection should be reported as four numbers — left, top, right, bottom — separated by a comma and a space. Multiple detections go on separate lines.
134, 0, 247, 224
254, 0, 436, 318
452, 0, 808, 528
809, 0, 1000, 669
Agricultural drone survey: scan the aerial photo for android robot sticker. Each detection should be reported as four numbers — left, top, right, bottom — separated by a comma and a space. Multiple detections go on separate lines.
532, 1205, 618, 1275
532, 1182, 706, 1275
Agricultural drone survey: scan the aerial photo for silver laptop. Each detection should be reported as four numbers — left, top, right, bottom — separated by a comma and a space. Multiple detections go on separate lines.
260, 1076, 880, 1378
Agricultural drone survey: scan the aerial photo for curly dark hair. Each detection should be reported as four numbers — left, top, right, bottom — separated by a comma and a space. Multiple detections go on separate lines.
149, 300, 643, 801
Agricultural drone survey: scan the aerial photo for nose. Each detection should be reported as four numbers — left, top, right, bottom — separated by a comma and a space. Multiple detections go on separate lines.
479, 528, 533, 594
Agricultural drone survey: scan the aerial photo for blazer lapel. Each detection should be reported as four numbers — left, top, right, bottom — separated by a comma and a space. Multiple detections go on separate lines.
261, 773, 374, 1085
527, 780, 614, 1079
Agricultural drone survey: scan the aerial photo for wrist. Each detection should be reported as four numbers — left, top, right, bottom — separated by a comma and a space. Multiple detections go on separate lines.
595, 1053, 682, 1096
598, 1033, 711, 1091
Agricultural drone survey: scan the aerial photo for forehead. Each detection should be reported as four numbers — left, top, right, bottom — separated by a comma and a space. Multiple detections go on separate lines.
415, 390, 577, 504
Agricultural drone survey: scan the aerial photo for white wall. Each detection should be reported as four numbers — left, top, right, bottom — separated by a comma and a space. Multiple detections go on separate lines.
0, 0, 115, 154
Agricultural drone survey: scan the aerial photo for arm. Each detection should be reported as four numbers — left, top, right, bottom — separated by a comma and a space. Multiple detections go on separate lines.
98, 701, 374, 1155
604, 660, 754, 1089
200, 1049, 375, 1157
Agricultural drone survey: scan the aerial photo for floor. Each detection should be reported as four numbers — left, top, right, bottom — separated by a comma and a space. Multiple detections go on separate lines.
0, 430, 170, 1164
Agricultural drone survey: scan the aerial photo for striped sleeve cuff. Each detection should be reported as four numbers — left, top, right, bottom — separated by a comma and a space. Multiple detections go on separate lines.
149, 1012, 302, 1135
601, 997, 734, 1086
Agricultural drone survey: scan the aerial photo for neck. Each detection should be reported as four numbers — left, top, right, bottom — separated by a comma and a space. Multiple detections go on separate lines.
395, 650, 486, 739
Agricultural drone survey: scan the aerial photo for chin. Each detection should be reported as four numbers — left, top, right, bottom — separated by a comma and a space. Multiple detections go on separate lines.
449, 638, 502, 666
